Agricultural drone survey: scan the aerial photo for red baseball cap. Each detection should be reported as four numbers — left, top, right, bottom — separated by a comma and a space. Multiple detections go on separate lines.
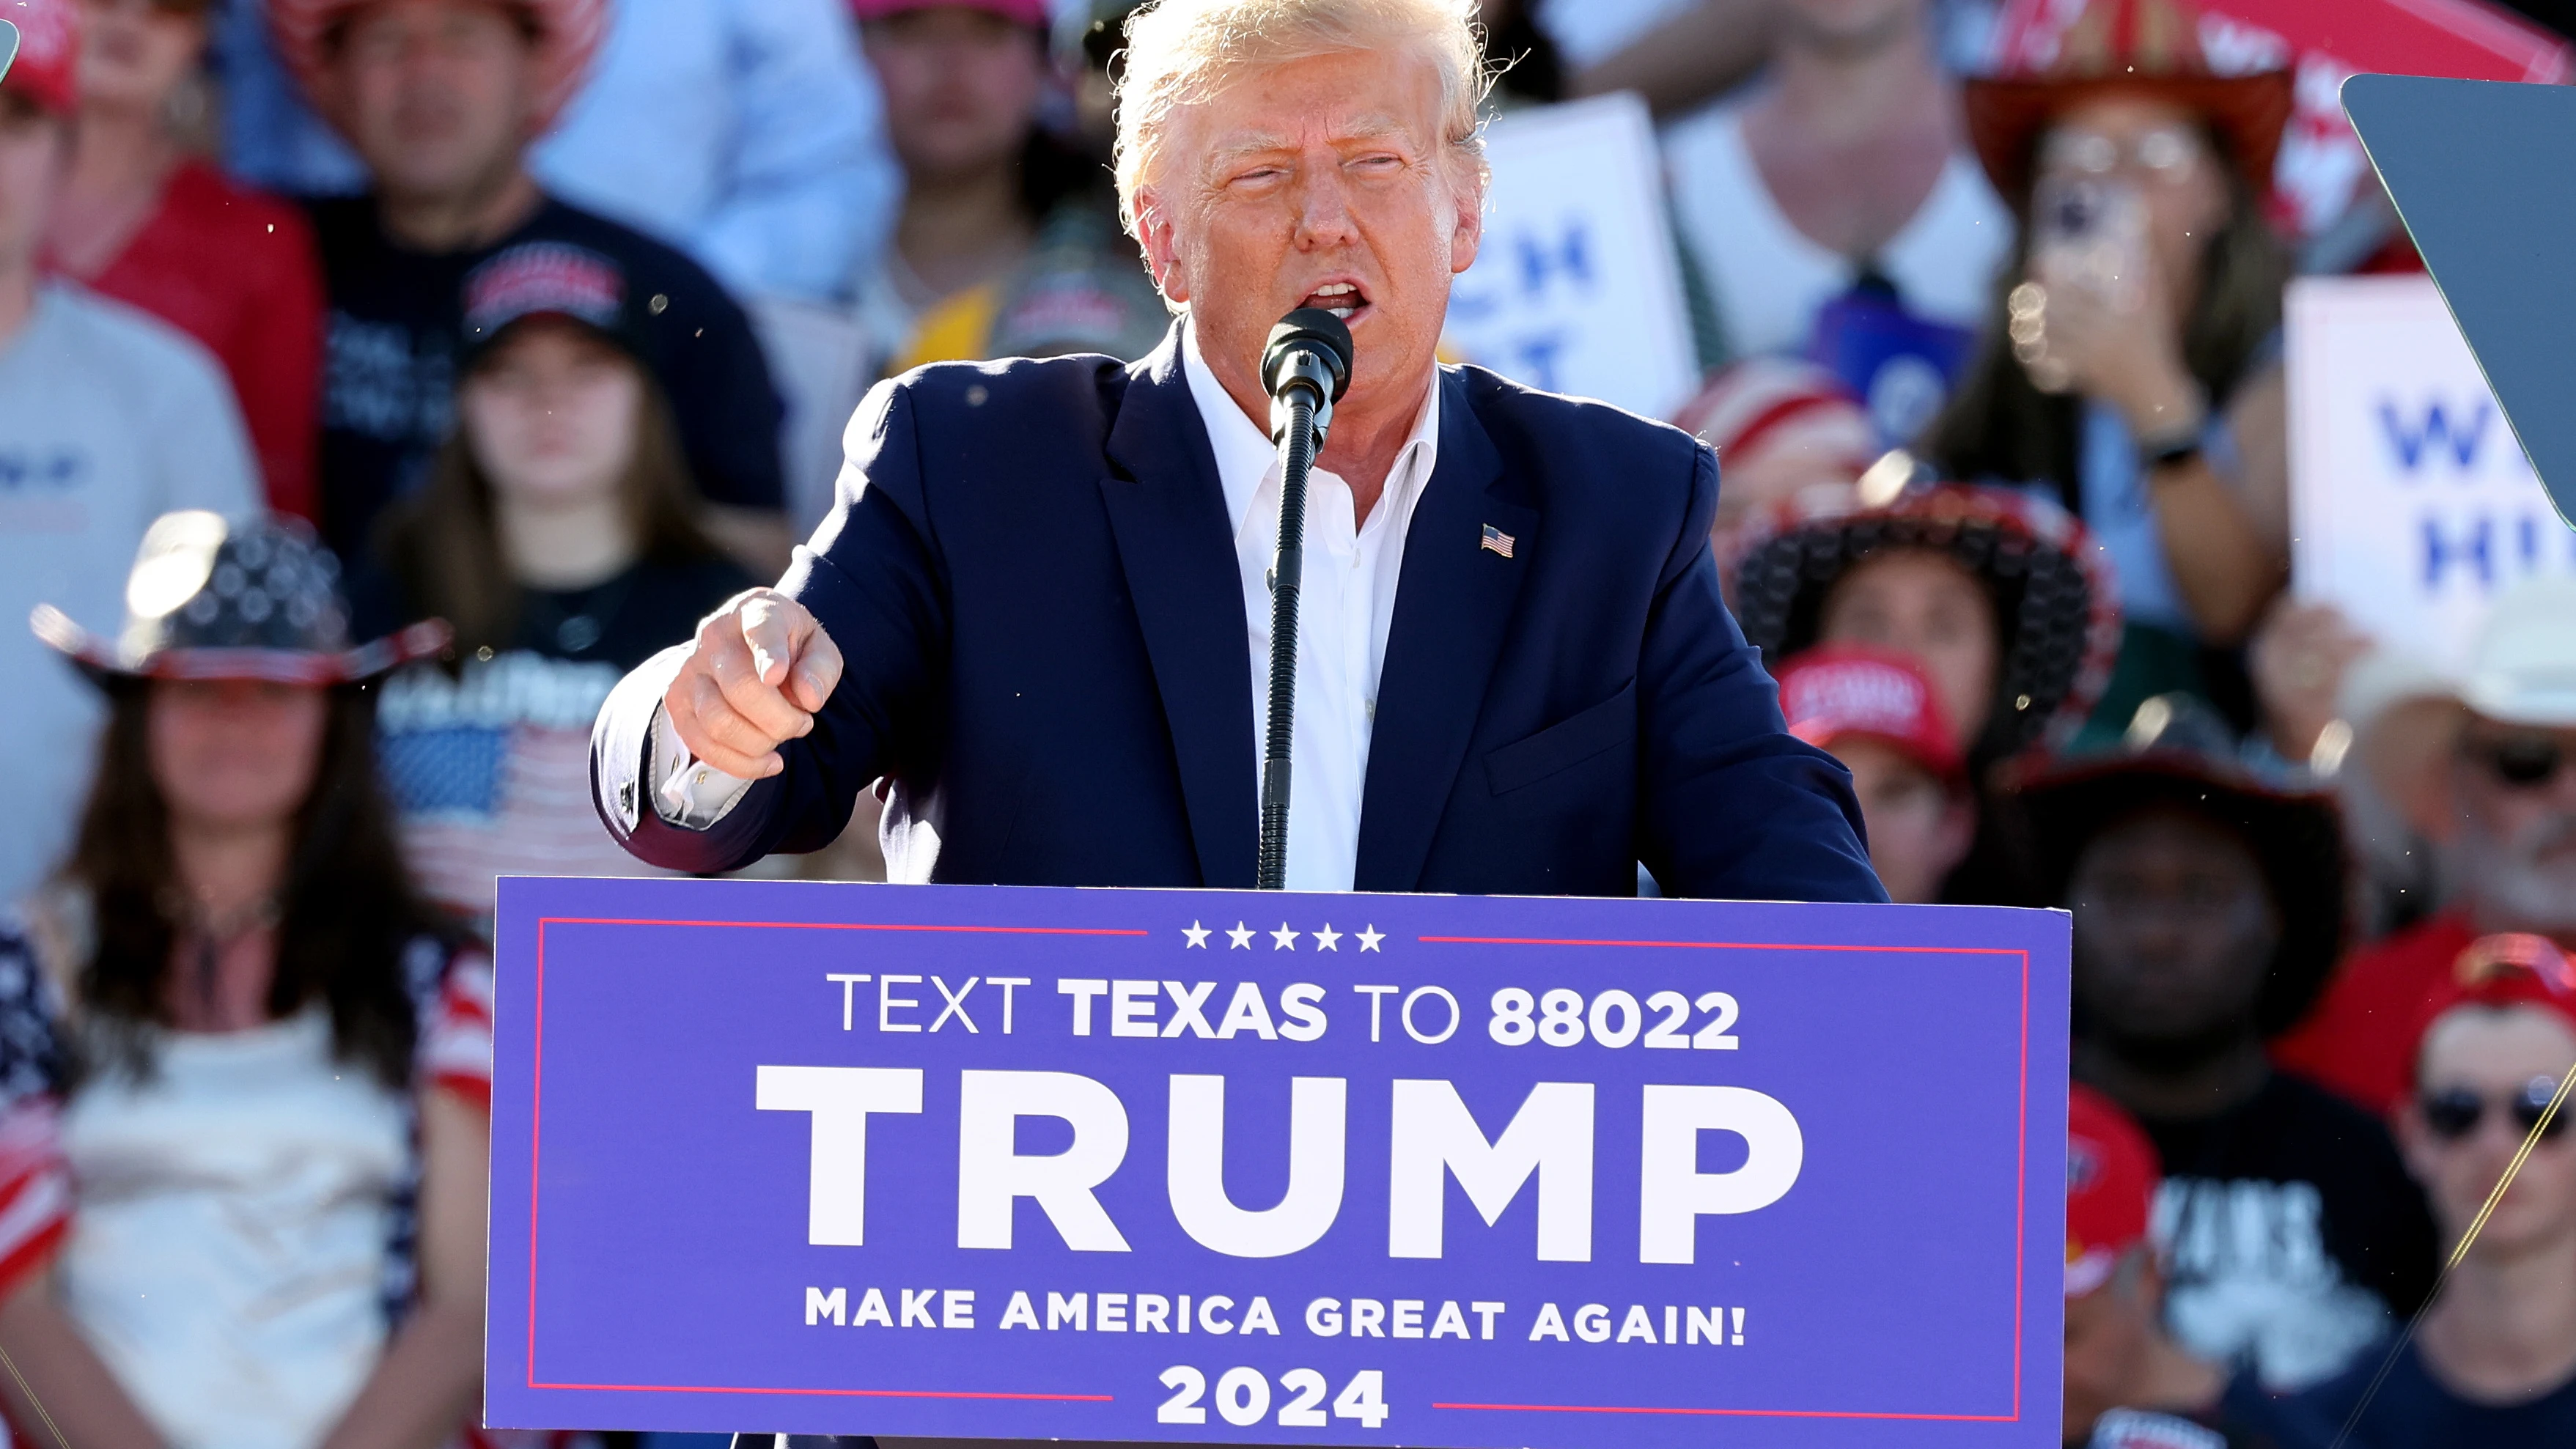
1, 0, 79, 117
849, 0, 1051, 26
2067, 1084, 2158, 1297
1774, 644, 1965, 783
2406, 933, 2576, 1090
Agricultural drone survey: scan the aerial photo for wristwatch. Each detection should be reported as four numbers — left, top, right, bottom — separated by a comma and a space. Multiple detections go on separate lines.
2138, 424, 2204, 473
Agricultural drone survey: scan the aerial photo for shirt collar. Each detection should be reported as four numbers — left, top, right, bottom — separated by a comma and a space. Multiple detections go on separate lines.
1180, 316, 1441, 536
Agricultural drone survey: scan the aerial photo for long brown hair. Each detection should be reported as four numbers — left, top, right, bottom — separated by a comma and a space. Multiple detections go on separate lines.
1924, 128, 2288, 507
375, 336, 724, 657
61, 682, 435, 1086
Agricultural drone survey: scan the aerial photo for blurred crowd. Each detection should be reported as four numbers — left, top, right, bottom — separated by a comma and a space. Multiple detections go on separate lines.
0, 0, 2571, 1443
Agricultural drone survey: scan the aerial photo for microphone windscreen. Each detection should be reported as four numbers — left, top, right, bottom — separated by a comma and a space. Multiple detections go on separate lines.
1263, 308, 1355, 402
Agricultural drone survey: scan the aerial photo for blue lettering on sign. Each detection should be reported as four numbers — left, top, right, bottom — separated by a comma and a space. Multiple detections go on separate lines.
2377, 397, 2490, 473
2421, 513, 2494, 588
1515, 221, 1594, 300
0, 451, 84, 490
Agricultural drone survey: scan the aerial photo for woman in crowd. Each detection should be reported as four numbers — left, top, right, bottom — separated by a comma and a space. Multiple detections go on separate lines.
1928, 0, 2294, 733
45, 0, 325, 520
361, 240, 757, 924
850, 0, 1166, 375
0, 513, 481, 1446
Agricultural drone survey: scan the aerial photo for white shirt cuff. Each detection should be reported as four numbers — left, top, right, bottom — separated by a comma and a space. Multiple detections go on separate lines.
648, 703, 757, 829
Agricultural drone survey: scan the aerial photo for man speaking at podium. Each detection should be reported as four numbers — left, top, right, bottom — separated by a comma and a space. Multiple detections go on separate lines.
591, 0, 1883, 905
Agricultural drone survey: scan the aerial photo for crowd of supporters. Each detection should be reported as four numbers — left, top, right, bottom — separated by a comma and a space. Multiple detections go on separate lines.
0, 0, 2571, 1444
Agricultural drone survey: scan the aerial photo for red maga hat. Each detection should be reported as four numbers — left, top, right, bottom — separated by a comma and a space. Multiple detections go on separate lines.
1, 0, 78, 117
1775, 644, 1965, 784
847, 0, 1051, 26
2067, 1083, 2159, 1297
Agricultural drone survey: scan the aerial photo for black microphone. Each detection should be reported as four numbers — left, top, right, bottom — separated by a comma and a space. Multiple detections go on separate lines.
1255, 308, 1355, 891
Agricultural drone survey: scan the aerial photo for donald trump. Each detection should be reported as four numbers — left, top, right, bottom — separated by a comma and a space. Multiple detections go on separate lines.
592, 0, 1883, 904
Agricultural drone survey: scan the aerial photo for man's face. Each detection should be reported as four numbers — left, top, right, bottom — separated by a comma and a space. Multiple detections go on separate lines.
0, 95, 65, 276
331, 0, 533, 205
864, 7, 1045, 186
1138, 45, 1481, 425
1833, 737, 1970, 905
2451, 720, 2576, 934
2068, 805, 2280, 1061
2399, 1006, 2576, 1260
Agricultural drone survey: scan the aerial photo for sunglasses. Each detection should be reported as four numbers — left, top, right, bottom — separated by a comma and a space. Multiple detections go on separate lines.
2038, 125, 2207, 183
2419, 1077, 2568, 1143
2464, 735, 2574, 789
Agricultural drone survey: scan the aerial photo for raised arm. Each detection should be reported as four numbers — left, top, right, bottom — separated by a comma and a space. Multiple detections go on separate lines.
592, 380, 954, 873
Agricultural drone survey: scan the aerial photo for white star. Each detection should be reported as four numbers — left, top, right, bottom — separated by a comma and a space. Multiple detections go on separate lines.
1357, 924, 1385, 952
1226, 921, 1255, 949
1312, 923, 1342, 951
1271, 922, 1300, 950
1182, 921, 1211, 948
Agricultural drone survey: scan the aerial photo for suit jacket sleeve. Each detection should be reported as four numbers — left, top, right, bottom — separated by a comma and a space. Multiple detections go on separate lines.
1635, 443, 1888, 904
592, 378, 950, 872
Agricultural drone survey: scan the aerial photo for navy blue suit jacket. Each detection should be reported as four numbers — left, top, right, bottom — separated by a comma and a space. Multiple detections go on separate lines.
593, 330, 1883, 902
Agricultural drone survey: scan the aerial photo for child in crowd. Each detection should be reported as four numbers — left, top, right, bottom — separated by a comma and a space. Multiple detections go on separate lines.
361, 242, 756, 927
1729, 482, 2119, 901
3, 515, 483, 1446
1773, 644, 1973, 904
47, 0, 324, 520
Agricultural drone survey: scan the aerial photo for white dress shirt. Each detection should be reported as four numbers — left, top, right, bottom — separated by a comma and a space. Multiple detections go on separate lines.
649, 322, 1441, 892
1182, 321, 1440, 891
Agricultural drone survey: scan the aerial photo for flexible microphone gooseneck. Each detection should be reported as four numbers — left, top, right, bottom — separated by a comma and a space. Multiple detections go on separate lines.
1255, 307, 1354, 891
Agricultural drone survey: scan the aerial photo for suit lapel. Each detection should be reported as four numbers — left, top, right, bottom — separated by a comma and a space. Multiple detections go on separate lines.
1098, 328, 1259, 888
1355, 369, 1534, 893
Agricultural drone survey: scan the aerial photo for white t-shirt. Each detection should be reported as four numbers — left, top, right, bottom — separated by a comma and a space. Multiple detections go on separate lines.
1663, 103, 2013, 361
0, 284, 259, 904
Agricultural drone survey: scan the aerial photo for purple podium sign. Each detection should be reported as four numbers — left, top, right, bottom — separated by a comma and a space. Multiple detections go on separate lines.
486, 878, 2069, 1446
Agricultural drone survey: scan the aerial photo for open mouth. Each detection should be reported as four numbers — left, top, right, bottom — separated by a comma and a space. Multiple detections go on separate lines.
1301, 281, 1371, 325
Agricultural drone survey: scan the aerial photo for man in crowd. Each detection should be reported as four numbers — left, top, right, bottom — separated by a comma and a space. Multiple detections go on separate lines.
0, 0, 259, 905
2262, 940, 2576, 1445
2275, 578, 2576, 1116
221, 0, 899, 308
1775, 644, 1973, 904
2014, 701, 2437, 1391
268, 0, 790, 569
592, 0, 1883, 904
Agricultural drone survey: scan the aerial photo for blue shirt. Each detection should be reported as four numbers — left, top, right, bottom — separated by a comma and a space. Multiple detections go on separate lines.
2247, 1341, 2576, 1448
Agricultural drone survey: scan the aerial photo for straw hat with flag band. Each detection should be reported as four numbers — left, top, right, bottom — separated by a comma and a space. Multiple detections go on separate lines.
0, 0, 78, 116
266, 0, 607, 136
1727, 483, 2122, 762
31, 512, 449, 687
1968, 0, 2296, 202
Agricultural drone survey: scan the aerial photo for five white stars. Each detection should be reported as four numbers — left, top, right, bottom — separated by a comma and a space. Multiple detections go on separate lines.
1186, 921, 1380, 950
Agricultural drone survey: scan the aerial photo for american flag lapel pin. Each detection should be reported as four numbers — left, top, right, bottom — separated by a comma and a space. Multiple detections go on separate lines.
1480, 524, 1516, 558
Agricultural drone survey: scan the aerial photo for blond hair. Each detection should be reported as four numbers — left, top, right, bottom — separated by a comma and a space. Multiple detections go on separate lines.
1112, 0, 1492, 239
